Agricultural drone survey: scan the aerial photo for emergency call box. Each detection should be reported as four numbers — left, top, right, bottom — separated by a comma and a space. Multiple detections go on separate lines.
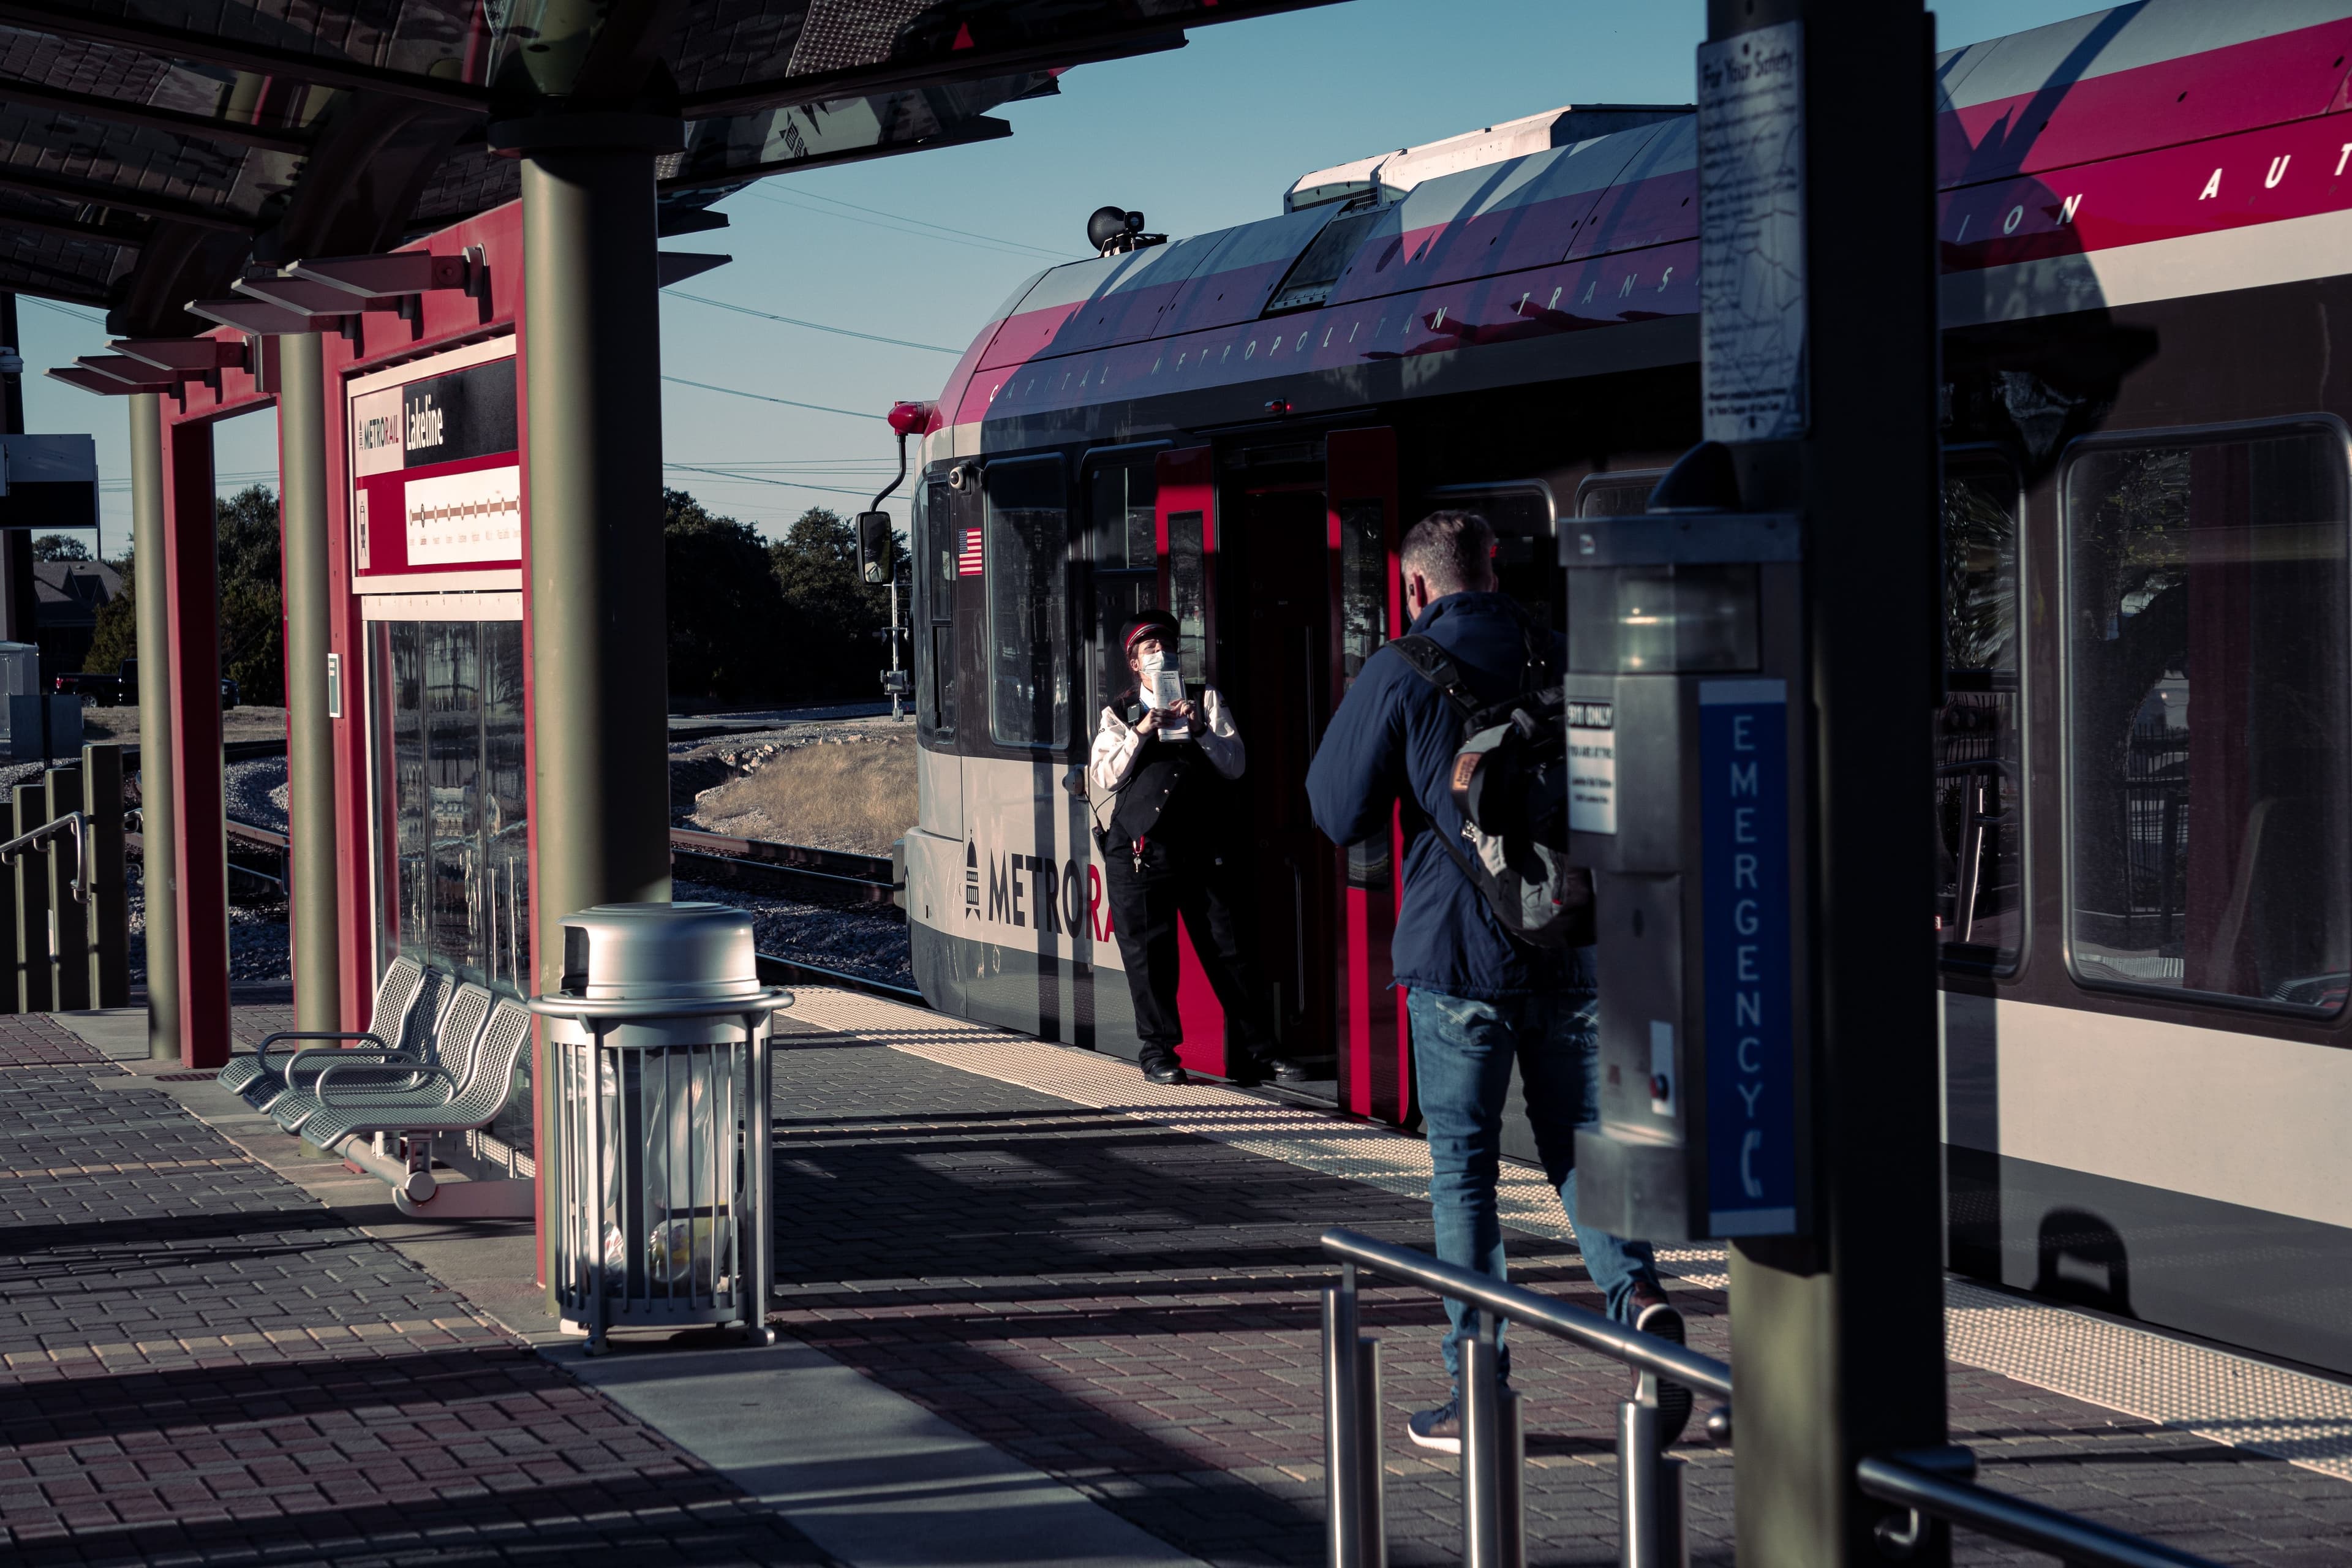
1563, 511, 1812, 1242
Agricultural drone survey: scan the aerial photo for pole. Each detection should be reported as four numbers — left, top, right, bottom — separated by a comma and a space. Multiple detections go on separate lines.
129, 394, 178, 1057
277, 333, 341, 1034
0, 293, 32, 668
507, 110, 681, 1300
1700, 3, 1949, 1564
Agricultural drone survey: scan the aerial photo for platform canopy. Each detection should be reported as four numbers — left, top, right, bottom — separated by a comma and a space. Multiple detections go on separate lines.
0, 0, 1334, 336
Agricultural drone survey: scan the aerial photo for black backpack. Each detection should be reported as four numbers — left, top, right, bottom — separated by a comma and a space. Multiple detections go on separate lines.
1389, 630, 1594, 950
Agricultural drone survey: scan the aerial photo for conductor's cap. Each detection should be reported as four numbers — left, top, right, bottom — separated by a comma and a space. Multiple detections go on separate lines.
1121, 612, 1180, 653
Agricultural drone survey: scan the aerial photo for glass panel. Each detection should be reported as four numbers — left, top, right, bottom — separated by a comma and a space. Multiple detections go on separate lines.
986, 458, 1071, 748
368, 616, 532, 1010
1091, 462, 1158, 571
2065, 428, 2352, 1009
1567, 564, 1759, 673
915, 480, 957, 739
1338, 499, 1390, 886
1167, 508, 1208, 685
1265, 208, 1384, 313
1937, 461, 2023, 969
1578, 475, 1665, 518
1427, 488, 1557, 631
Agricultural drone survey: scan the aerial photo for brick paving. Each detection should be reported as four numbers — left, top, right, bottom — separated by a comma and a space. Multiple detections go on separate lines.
7, 995, 2351, 1566
0, 1011, 835, 1566
764, 1026, 2352, 1567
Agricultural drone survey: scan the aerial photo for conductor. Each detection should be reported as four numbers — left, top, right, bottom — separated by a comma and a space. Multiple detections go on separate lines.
1089, 611, 1289, 1085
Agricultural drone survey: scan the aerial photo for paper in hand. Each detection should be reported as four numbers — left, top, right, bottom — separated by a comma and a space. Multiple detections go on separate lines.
1148, 669, 1183, 710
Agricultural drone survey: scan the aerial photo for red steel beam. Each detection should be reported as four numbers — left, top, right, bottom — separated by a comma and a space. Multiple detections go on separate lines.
159, 417, 230, 1068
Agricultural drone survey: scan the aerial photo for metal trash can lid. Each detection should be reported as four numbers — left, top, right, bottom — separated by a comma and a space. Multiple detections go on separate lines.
558, 902, 761, 1002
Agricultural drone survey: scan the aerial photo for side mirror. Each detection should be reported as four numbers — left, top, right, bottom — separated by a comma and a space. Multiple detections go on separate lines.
856, 511, 894, 585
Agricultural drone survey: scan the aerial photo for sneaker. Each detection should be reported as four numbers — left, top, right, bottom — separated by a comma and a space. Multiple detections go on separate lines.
1630, 1282, 1693, 1446
1406, 1398, 1461, 1454
1140, 1054, 1188, 1085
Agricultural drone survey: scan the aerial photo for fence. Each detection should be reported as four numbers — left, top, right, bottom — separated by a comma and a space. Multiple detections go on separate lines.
1319, 1227, 2225, 1568
0, 742, 130, 1012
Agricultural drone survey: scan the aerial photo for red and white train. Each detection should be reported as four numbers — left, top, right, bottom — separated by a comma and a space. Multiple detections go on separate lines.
897, 1, 2352, 1378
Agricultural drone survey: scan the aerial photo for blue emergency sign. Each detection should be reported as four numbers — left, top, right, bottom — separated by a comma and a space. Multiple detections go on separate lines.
1698, 678, 1798, 1235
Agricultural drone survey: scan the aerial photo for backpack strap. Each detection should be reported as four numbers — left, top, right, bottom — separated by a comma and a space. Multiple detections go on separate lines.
1389, 634, 1482, 723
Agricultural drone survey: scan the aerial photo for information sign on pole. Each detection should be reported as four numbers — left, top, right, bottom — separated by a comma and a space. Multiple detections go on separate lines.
1697, 20, 1808, 443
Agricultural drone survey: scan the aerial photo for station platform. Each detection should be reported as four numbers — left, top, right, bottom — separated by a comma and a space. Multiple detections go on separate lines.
0, 989, 2347, 1566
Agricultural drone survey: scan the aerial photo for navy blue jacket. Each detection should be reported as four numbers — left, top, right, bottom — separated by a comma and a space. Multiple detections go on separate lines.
1306, 591, 1585, 1001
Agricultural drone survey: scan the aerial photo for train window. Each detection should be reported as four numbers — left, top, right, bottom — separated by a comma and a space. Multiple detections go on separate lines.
1937, 454, 2023, 972
984, 456, 1072, 750
1339, 497, 1393, 886
2063, 423, 2352, 1012
1167, 508, 1209, 685
1264, 206, 1384, 315
914, 478, 956, 739
1576, 472, 1666, 518
1089, 459, 1158, 723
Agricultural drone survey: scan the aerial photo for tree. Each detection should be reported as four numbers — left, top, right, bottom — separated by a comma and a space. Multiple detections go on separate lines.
769, 506, 887, 700
85, 551, 135, 674
663, 489, 788, 701
31, 534, 91, 561
214, 486, 284, 706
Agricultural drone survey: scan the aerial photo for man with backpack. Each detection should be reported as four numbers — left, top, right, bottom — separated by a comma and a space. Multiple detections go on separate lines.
1305, 509, 1685, 1453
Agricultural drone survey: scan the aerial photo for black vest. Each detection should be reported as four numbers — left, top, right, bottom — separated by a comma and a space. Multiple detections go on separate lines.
1107, 693, 1227, 845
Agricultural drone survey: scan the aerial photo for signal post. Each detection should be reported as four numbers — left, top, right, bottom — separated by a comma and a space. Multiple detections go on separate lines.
1704, 3, 1951, 1562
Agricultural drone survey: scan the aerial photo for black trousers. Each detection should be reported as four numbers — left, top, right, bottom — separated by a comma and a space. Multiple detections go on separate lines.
1104, 835, 1274, 1061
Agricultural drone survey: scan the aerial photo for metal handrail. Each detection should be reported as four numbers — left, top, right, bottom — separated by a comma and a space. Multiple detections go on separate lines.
1321, 1226, 1722, 1567
0, 810, 84, 902
1322, 1227, 1732, 1396
1857, 1454, 2225, 1568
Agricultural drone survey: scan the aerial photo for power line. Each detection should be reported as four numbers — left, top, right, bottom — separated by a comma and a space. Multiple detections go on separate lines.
745, 184, 1070, 263
665, 461, 907, 503
661, 375, 878, 420
663, 289, 959, 353
760, 185, 1074, 260
21, 297, 105, 325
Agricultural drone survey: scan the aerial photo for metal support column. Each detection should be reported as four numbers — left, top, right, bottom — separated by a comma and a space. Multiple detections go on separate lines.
83, 742, 127, 1006
277, 333, 341, 1034
128, 394, 179, 1057
503, 110, 683, 1287
45, 764, 85, 1011
0, 292, 35, 667
1702, 3, 1950, 1563
12, 781, 47, 1011
158, 417, 230, 1068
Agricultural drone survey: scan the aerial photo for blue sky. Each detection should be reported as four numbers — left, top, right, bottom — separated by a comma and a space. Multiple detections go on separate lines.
19, 0, 2093, 556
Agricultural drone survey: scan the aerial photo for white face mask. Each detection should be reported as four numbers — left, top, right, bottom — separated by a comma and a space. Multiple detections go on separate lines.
1136, 648, 1167, 680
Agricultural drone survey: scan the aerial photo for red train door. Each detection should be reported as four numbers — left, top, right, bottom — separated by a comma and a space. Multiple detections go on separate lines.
1325, 428, 1408, 1123
1153, 447, 1231, 1078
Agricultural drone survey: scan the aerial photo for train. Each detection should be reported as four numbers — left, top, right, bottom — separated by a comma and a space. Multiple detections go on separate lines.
893, 0, 2352, 1379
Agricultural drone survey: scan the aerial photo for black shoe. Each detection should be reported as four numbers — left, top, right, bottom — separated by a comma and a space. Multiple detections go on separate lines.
1406, 1398, 1461, 1455
1267, 1057, 1313, 1084
1630, 1282, 1693, 1446
1223, 1057, 1268, 1088
1140, 1055, 1188, 1085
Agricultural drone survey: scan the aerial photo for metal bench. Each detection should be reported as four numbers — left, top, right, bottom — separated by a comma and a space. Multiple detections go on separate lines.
268, 979, 490, 1136
303, 994, 536, 1219
214, 954, 432, 1108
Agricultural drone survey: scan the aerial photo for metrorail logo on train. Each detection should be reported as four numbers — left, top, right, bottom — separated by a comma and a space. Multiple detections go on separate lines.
962, 837, 1114, 943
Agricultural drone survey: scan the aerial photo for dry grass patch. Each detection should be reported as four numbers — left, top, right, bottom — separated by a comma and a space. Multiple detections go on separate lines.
692, 738, 916, 855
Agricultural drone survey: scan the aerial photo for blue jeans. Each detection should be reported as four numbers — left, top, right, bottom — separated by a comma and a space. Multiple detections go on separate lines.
1409, 986, 1660, 1390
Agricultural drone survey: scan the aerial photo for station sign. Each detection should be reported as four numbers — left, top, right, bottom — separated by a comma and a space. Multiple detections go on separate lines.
347, 340, 519, 589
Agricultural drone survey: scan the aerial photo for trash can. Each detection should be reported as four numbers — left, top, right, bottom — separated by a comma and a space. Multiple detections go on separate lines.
527, 902, 793, 1353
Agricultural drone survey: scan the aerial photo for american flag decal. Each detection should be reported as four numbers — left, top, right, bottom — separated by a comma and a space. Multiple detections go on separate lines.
957, 526, 985, 576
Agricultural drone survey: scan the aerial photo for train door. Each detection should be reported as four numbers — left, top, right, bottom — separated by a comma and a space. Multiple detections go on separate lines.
1329, 429, 1406, 1121
1152, 448, 1232, 1078
1232, 472, 1339, 1080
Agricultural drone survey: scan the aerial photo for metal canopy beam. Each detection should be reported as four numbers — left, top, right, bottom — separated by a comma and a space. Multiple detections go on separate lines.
0, 206, 148, 250
658, 116, 1013, 193
286, 252, 470, 298
654, 251, 728, 287
184, 296, 323, 336
75, 353, 194, 388
47, 365, 172, 395
0, 75, 312, 156
0, 3, 491, 115
111, 339, 246, 374
678, 30, 1186, 121
232, 273, 382, 315
0, 165, 249, 233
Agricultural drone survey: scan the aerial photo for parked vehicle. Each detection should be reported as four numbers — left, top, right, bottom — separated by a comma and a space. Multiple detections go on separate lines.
54, 658, 239, 709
